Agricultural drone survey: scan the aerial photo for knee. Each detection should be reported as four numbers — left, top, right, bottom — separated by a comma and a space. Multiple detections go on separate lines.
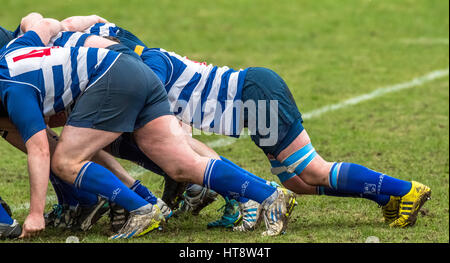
299, 157, 333, 186
164, 158, 204, 183
165, 167, 188, 182
164, 162, 193, 183
51, 154, 77, 183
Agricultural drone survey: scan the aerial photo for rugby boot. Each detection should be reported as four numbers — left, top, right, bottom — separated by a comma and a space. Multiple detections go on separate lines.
233, 199, 263, 232
44, 204, 64, 227
44, 204, 78, 228
175, 184, 218, 216
261, 187, 297, 236
156, 198, 173, 221
162, 173, 188, 210
0, 219, 22, 239
389, 181, 431, 228
109, 204, 164, 239
207, 197, 242, 229
109, 202, 129, 232
74, 197, 110, 231
381, 196, 400, 224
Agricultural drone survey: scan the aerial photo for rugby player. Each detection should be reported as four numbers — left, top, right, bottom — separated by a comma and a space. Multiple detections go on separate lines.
58, 17, 431, 230
1, 24, 172, 232
0, 114, 173, 232
0, 13, 296, 238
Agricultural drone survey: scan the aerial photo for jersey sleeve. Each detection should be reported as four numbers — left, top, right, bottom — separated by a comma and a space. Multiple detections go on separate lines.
140, 49, 173, 86
84, 23, 119, 37
1, 83, 46, 143
12, 24, 23, 38
6, 31, 45, 49
49, 31, 94, 48
85, 23, 149, 52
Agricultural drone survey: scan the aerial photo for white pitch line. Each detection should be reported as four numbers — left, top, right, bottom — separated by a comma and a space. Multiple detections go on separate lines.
400, 38, 449, 45
207, 67, 449, 148
302, 68, 449, 120
10, 195, 58, 213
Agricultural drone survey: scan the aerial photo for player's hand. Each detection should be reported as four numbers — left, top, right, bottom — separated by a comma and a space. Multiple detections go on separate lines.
61, 15, 109, 32
21, 12, 44, 32
91, 15, 108, 23
19, 213, 45, 239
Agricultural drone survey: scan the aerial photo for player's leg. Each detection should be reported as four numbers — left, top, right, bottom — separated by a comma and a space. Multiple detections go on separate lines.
52, 125, 163, 239
104, 134, 175, 231
51, 53, 169, 239
277, 129, 430, 227
1, 127, 113, 230
92, 148, 171, 216
133, 114, 296, 236
270, 139, 402, 224
51, 127, 146, 212
170, 129, 277, 230
242, 67, 431, 227
0, 194, 21, 239
100, 137, 173, 226
174, 128, 220, 216
107, 126, 250, 230
183, 137, 243, 229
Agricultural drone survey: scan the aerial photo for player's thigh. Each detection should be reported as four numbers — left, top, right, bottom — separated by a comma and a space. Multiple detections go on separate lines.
52, 125, 121, 180
134, 115, 207, 183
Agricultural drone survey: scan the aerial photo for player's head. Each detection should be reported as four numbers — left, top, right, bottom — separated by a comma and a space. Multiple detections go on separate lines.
0, 26, 14, 49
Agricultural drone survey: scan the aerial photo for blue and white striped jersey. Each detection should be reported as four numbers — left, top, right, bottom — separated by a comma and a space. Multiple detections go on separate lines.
0, 30, 120, 141
82, 23, 249, 136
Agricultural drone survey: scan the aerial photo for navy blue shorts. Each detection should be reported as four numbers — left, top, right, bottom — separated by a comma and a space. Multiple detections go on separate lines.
67, 52, 172, 133
242, 67, 304, 157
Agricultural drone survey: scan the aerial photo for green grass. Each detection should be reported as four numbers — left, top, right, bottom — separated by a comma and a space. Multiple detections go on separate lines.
0, 0, 448, 243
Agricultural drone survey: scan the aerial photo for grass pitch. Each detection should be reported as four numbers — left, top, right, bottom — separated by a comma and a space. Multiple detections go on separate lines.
0, 0, 448, 243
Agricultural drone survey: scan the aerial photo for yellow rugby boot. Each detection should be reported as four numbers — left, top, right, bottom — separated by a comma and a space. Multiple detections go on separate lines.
389, 181, 431, 228
381, 196, 400, 224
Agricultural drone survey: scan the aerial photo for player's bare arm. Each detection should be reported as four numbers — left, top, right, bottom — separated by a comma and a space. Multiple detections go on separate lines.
61, 15, 108, 32
19, 130, 50, 238
5, 15, 65, 238
20, 14, 63, 46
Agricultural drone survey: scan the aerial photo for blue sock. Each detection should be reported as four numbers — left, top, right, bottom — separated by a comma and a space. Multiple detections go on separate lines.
49, 172, 69, 206
74, 162, 148, 212
50, 172, 98, 207
220, 156, 268, 184
0, 201, 13, 225
317, 186, 391, 206
221, 156, 273, 203
73, 188, 99, 207
130, 180, 157, 205
203, 159, 276, 204
329, 162, 412, 197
